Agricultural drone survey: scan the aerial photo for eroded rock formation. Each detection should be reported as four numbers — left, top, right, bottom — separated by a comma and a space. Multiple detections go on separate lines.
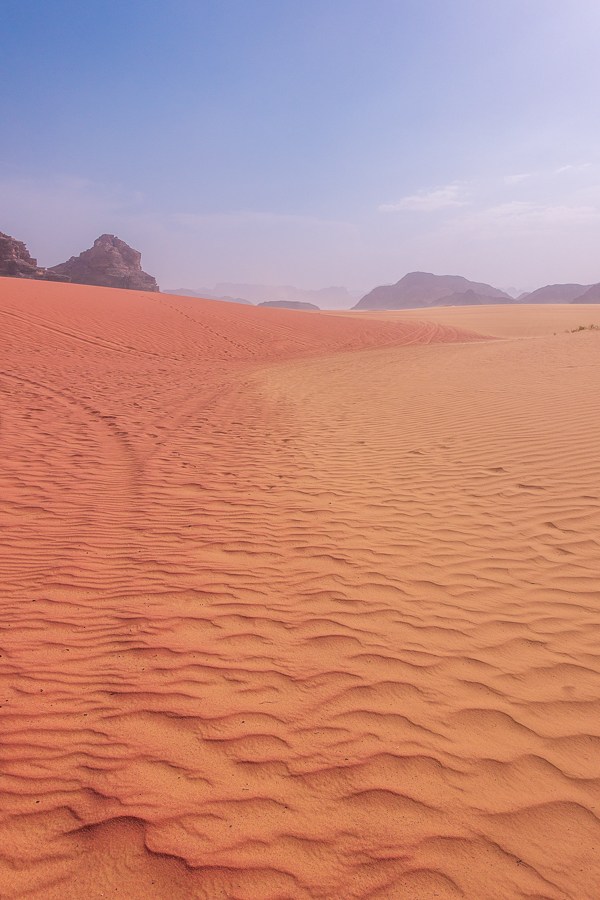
48, 234, 159, 292
0, 232, 69, 281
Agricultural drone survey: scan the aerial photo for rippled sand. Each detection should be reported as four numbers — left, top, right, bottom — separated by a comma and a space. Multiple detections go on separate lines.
1, 281, 599, 899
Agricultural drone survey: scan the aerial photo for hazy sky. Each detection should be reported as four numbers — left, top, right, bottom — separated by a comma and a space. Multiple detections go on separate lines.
2, 0, 600, 293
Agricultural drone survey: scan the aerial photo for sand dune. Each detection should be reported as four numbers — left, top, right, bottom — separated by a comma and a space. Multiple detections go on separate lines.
1, 280, 599, 899
333, 301, 600, 338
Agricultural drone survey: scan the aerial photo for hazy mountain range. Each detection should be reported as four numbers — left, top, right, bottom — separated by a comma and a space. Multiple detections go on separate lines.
165, 288, 253, 305
3, 229, 600, 311
164, 283, 363, 309
165, 273, 600, 311
517, 284, 593, 304
353, 273, 513, 310
352, 273, 600, 310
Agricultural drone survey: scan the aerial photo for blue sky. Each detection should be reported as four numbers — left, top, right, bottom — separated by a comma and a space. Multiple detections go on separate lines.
2, 0, 600, 294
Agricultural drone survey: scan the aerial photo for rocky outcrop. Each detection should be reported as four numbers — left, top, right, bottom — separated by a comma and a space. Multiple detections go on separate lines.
258, 300, 319, 310
353, 272, 511, 310
48, 234, 159, 292
0, 231, 69, 282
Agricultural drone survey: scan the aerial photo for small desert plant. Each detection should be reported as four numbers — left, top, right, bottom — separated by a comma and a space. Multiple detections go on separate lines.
569, 324, 599, 332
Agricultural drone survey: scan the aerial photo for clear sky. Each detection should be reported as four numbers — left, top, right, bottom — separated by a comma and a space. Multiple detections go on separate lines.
2, 0, 600, 294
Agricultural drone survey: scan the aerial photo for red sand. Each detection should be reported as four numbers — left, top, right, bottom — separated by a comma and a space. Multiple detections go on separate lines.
1, 281, 600, 899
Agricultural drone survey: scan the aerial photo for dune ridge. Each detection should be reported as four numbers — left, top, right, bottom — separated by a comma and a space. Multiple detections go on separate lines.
1, 279, 599, 899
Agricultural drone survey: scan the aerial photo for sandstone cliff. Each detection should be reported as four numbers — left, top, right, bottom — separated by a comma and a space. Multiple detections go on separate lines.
48, 234, 159, 292
0, 232, 69, 282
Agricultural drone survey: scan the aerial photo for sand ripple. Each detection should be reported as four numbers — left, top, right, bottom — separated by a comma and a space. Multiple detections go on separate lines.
1, 283, 599, 898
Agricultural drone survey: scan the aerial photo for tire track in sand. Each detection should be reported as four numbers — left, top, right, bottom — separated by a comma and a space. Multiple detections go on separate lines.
1, 281, 599, 899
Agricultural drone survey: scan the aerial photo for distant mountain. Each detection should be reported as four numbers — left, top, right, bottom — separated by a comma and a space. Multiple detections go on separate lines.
49, 234, 159, 292
164, 288, 208, 298
573, 283, 600, 304
164, 288, 252, 305
214, 283, 361, 309
353, 272, 511, 310
520, 283, 593, 304
430, 289, 514, 307
258, 300, 319, 310
499, 286, 526, 298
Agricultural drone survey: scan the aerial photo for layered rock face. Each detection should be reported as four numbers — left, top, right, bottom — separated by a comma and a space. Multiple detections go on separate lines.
0, 232, 69, 281
48, 234, 159, 292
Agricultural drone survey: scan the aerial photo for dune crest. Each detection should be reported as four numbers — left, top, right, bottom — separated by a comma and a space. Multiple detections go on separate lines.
1, 279, 599, 899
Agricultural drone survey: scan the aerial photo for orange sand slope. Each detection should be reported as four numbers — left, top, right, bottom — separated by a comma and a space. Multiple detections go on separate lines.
1, 280, 600, 900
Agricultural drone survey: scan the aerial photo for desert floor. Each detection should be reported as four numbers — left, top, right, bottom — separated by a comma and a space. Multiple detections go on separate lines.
1, 281, 600, 900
